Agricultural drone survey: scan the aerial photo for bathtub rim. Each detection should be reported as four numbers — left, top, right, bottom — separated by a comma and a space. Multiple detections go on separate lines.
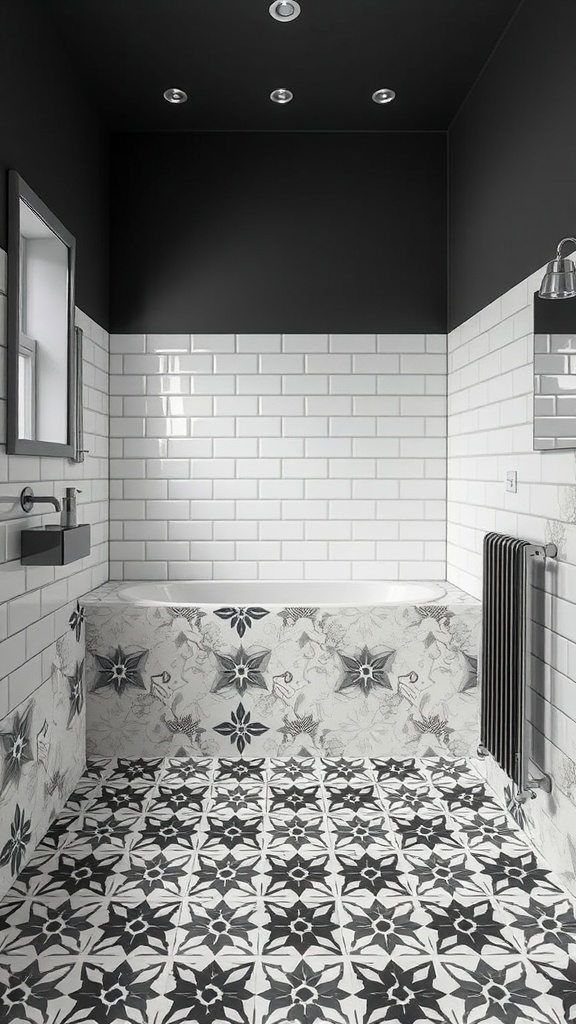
84, 578, 480, 608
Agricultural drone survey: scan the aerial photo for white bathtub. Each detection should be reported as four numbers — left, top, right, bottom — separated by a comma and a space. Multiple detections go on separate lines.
115, 580, 448, 607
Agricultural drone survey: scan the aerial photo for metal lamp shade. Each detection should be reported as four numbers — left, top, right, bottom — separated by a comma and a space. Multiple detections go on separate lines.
539, 251, 576, 300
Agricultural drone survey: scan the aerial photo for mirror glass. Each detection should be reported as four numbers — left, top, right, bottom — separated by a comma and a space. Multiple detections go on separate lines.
534, 293, 576, 450
18, 200, 69, 443
7, 173, 76, 457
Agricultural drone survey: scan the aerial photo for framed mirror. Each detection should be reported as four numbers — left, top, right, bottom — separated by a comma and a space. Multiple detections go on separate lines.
7, 171, 77, 457
534, 291, 576, 450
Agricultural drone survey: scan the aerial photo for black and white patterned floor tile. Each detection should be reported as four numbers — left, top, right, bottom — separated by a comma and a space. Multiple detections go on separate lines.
1, 756, 576, 1023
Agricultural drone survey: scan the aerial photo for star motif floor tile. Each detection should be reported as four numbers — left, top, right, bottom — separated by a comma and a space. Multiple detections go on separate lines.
0, 756, 575, 1024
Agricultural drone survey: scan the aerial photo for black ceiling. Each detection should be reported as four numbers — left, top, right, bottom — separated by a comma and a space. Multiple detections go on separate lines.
47, 0, 523, 132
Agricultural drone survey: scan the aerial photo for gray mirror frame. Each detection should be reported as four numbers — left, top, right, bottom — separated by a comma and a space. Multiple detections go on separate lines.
6, 170, 77, 457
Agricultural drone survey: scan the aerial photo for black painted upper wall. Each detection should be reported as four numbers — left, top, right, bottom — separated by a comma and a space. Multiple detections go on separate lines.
110, 132, 447, 334
449, 0, 576, 331
5, 0, 575, 336
0, 0, 109, 327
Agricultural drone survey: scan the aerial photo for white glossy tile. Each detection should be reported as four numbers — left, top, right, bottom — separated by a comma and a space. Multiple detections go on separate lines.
283, 374, 328, 394
306, 396, 352, 416
305, 479, 351, 499
353, 354, 400, 374
377, 333, 426, 352
260, 479, 304, 500
261, 353, 304, 373
283, 417, 328, 436
109, 540, 146, 561
168, 479, 212, 499
214, 353, 258, 374
110, 333, 146, 353
306, 437, 352, 458
237, 374, 281, 394
259, 520, 304, 540
145, 333, 190, 352
213, 520, 258, 540
282, 540, 328, 560
260, 395, 305, 415
146, 499, 190, 520
306, 353, 352, 374
0, 632, 27, 677
259, 437, 304, 458
330, 374, 376, 394
236, 333, 281, 352
214, 395, 258, 416
213, 479, 258, 500
124, 521, 169, 541
282, 458, 327, 478
330, 416, 376, 436
190, 333, 235, 352
282, 333, 328, 352
330, 333, 376, 352
169, 521, 213, 540
146, 541, 190, 561
168, 560, 213, 579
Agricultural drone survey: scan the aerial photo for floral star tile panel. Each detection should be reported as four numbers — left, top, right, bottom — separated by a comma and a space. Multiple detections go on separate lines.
0, 604, 86, 902
84, 596, 481, 759
1, 755, 576, 1024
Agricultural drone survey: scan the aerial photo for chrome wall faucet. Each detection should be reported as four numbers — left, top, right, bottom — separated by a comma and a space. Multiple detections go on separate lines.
20, 487, 62, 514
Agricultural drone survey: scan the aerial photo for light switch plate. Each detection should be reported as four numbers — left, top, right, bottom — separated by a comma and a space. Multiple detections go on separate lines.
506, 470, 517, 493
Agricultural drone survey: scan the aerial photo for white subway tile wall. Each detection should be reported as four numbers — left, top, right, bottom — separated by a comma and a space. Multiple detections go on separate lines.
447, 263, 576, 891
108, 333, 447, 581
0, 248, 109, 718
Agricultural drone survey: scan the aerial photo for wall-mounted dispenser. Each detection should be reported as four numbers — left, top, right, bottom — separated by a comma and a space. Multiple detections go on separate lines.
20, 486, 90, 565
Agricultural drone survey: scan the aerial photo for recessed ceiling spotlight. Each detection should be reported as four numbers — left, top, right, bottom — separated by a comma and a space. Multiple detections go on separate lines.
269, 1, 301, 21
163, 88, 188, 104
372, 88, 396, 104
270, 88, 293, 104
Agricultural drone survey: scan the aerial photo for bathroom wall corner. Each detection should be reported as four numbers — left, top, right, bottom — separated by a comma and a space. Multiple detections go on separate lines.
447, 260, 576, 893
0, 246, 109, 898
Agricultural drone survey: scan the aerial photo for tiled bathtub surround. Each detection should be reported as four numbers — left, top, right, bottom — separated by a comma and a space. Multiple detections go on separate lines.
448, 263, 576, 894
83, 581, 480, 760
108, 333, 447, 582
0, 247, 110, 898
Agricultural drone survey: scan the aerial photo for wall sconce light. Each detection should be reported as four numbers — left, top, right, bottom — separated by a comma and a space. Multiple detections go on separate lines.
539, 237, 576, 299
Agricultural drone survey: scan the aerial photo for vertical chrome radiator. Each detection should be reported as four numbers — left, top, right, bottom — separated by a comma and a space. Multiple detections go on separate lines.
479, 531, 556, 800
